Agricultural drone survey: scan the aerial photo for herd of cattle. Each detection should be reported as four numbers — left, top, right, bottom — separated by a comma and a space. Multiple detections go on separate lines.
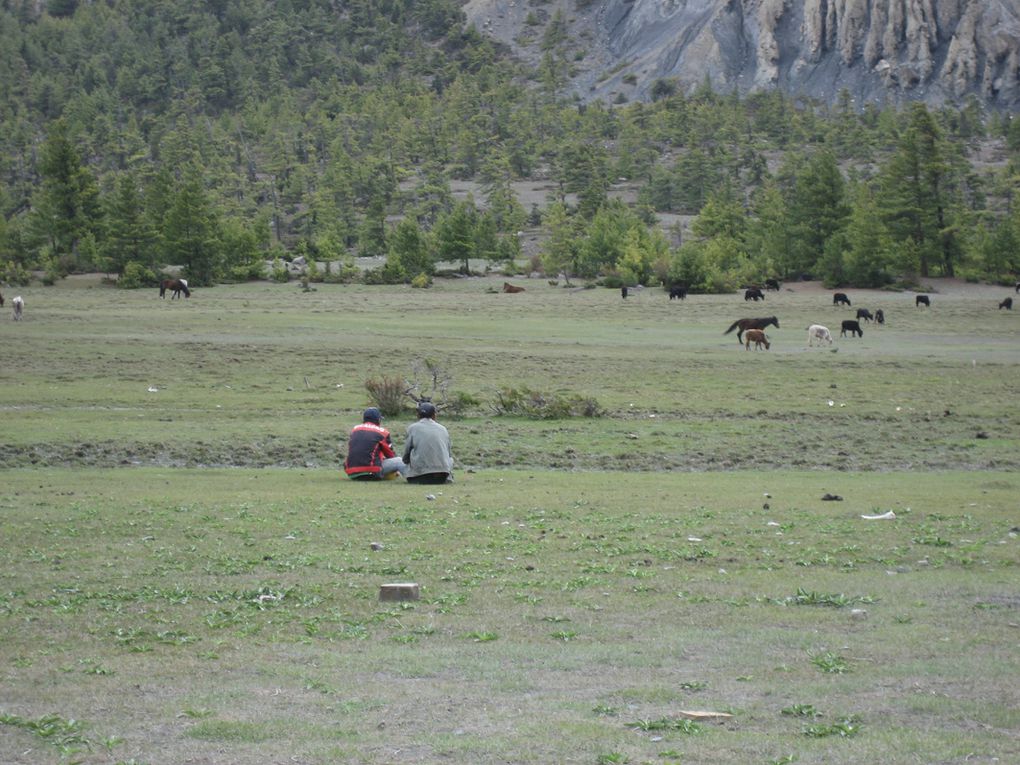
722, 281, 1018, 351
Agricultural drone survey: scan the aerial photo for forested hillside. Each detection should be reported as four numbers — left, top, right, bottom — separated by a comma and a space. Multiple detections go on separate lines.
2, 0, 1020, 290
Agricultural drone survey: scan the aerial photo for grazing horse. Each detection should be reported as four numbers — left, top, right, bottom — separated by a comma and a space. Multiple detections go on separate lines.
724, 316, 780, 344
160, 278, 190, 299
807, 324, 832, 346
874, 309, 885, 324
765, 278, 781, 291
744, 287, 765, 301
12, 295, 24, 321
833, 292, 851, 307
841, 319, 863, 338
744, 328, 770, 350
669, 285, 687, 300
916, 294, 930, 307
856, 308, 873, 322
1000, 297, 1013, 310
502, 282, 525, 293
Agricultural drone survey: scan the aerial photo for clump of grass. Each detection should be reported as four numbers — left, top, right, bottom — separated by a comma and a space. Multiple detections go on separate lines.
781, 703, 821, 717
811, 652, 851, 674
625, 717, 701, 734
803, 716, 862, 738
789, 588, 874, 607
464, 630, 498, 642
679, 680, 708, 691
0, 712, 92, 754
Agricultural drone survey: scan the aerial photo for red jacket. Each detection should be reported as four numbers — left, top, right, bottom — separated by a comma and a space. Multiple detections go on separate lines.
344, 422, 396, 477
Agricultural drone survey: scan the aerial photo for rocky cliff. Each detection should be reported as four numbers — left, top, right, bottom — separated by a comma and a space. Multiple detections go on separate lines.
463, 0, 1020, 109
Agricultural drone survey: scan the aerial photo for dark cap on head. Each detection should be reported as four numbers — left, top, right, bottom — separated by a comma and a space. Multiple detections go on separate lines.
362, 407, 382, 424
416, 401, 437, 419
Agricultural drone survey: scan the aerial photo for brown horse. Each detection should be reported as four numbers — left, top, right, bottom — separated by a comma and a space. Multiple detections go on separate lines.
744, 329, 770, 350
724, 316, 779, 344
159, 278, 190, 299
502, 282, 525, 293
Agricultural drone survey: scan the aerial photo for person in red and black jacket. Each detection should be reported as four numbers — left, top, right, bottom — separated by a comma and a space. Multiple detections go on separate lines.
344, 408, 407, 480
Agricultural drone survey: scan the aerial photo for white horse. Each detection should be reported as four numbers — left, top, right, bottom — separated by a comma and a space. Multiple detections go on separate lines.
12, 295, 23, 321
807, 324, 832, 346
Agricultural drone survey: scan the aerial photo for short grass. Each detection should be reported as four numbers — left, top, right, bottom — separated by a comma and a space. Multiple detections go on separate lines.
1, 276, 1019, 764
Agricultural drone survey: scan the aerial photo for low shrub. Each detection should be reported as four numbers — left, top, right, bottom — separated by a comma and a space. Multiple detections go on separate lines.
491, 387, 602, 418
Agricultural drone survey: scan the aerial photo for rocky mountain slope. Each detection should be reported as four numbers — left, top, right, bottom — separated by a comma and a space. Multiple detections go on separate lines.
464, 0, 1020, 109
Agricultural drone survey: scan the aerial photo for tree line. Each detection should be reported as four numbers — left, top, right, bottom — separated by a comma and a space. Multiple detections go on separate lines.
1, 0, 1019, 290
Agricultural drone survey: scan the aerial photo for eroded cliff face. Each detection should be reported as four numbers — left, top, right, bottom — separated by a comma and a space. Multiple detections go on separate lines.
464, 0, 1020, 108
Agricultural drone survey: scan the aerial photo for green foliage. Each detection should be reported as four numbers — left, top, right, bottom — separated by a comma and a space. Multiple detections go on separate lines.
0, 2, 1014, 288
118, 260, 158, 289
490, 387, 602, 419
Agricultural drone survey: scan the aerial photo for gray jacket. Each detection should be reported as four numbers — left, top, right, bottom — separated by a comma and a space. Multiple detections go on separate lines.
402, 418, 454, 478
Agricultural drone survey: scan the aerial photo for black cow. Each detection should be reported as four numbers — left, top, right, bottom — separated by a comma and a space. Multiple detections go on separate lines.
1000, 297, 1013, 310
765, 278, 781, 291
874, 309, 885, 324
833, 292, 851, 307
856, 308, 874, 322
840, 320, 863, 338
916, 294, 930, 307
669, 285, 687, 300
621, 286, 628, 299
744, 288, 765, 301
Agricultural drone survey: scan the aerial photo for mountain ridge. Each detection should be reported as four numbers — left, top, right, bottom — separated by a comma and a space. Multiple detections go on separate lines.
464, 0, 1020, 109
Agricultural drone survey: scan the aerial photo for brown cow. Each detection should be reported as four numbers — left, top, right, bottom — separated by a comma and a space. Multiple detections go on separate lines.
744, 328, 771, 350
503, 282, 525, 293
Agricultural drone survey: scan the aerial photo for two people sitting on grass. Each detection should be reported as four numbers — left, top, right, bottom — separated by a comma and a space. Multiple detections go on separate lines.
344, 402, 454, 483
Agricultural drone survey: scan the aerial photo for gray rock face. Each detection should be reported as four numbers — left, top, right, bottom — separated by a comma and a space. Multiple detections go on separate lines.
464, 0, 1020, 109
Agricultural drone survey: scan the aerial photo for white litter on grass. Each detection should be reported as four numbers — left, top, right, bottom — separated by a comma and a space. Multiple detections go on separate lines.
767, 521, 781, 527
827, 400, 834, 406
861, 510, 896, 520
687, 536, 703, 542
147, 386, 158, 393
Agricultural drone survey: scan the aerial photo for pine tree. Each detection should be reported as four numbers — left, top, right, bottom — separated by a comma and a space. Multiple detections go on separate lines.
28, 119, 101, 270
163, 171, 220, 285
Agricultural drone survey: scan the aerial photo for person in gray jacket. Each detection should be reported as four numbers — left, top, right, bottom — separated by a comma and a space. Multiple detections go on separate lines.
402, 402, 454, 484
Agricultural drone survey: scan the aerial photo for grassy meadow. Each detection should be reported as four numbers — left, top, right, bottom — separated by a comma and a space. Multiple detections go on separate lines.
1, 275, 1019, 764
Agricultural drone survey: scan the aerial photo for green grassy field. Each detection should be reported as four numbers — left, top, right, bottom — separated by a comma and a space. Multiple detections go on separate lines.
1, 276, 1018, 764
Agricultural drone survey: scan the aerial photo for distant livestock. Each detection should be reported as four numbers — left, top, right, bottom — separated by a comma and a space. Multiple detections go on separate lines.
856, 308, 874, 322
744, 328, 770, 350
874, 309, 885, 324
621, 286, 628, 299
502, 282, 525, 293
724, 316, 780, 344
744, 288, 765, 301
1000, 297, 1013, 310
159, 278, 190, 299
0, 291, 4, 307
916, 294, 930, 307
12, 295, 24, 321
833, 292, 851, 307
669, 285, 687, 300
841, 319, 863, 338
765, 278, 781, 291
807, 324, 832, 346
